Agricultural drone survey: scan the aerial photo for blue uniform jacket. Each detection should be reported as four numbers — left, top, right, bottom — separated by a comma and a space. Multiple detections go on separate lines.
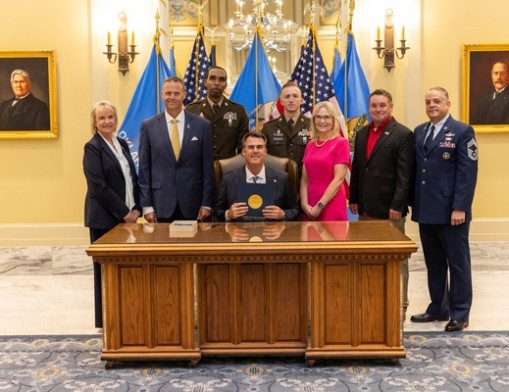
411, 115, 478, 225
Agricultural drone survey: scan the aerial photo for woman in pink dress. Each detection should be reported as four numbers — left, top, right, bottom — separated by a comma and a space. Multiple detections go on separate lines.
300, 101, 350, 221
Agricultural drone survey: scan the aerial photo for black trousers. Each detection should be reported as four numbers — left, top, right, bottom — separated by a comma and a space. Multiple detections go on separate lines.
89, 228, 110, 328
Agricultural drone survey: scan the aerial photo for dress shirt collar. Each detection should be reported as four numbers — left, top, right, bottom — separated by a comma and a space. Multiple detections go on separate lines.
495, 85, 508, 94
285, 115, 300, 125
14, 93, 30, 100
165, 109, 185, 125
245, 166, 266, 184
207, 97, 224, 108
430, 114, 450, 136
370, 116, 393, 133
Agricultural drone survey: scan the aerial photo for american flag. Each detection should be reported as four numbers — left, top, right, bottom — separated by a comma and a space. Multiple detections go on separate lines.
183, 25, 211, 105
290, 25, 347, 138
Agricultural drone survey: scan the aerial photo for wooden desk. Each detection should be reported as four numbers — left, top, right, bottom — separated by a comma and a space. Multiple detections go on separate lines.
86, 221, 417, 366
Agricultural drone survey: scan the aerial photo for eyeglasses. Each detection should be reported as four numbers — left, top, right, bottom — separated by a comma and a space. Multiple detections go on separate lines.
314, 115, 332, 121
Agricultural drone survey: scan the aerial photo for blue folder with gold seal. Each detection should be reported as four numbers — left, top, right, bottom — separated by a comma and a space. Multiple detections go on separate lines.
235, 183, 275, 221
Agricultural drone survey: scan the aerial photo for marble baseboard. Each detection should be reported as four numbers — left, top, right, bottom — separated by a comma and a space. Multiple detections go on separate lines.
409, 241, 509, 272
0, 246, 91, 275
1, 241, 508, 276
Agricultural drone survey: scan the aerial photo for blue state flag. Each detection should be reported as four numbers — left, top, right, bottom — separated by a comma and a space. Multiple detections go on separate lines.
118, 45, 172, 168
333, 32, 370, 120
230, 29, 281, 127
330, 47, 342, 82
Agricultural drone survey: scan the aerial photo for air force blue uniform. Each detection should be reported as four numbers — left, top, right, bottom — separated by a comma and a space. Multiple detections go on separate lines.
412, 115, 478, 322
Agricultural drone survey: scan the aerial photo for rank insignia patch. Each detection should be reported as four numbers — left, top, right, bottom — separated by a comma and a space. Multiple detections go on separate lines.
467, 138, 478, 161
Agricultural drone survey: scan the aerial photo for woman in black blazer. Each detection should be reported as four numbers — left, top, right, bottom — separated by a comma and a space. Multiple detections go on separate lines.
83, 100, 140, 328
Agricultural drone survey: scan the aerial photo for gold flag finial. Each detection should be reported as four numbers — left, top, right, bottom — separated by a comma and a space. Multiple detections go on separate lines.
348, 0, 355, 31
153, 10, 162, 54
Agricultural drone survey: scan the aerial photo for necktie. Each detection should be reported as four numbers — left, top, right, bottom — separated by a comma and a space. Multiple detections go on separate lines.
171, 119, 180, 159
213, 104, 220, 114
288, 118, 294, 131
252, 175, 259, 184
424, 125, 435, 153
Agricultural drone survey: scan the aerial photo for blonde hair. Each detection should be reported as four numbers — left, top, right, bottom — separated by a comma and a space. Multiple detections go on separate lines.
309, 101, 342, 140
90, 100, 118, 134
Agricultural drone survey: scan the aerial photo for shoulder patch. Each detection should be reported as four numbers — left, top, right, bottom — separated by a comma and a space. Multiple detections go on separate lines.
467, 138, 478, 161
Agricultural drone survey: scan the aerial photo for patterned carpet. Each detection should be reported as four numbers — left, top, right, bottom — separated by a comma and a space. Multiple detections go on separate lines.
1, 332, 508, 392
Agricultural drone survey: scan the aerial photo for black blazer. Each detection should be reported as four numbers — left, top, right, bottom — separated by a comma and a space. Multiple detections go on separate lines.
214, 166, 300, 222
83, 133, 140, 230
473, 87, 509, 125
0, 93, 50, 130
350, 118, 415, 219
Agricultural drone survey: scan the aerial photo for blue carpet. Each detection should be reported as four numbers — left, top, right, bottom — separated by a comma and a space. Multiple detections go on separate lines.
0, 332, 508, 391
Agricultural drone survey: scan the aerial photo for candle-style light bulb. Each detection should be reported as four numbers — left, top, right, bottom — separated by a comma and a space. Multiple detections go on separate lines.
118, 11, 128, 54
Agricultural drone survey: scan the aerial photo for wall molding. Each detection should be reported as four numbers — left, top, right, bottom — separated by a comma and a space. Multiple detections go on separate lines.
0, 224, 89, 246
406, 218, 509, 241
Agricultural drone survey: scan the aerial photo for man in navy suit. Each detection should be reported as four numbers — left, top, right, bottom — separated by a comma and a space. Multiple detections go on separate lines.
138, 76, 214, 222
349, 89, 415, 317
410, 87, 479, 332
473, 61, 509, 124
214, 131, 300, 222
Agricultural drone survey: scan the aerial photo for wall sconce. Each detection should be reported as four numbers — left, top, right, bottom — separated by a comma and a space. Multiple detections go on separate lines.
103, 11, 138, 75
372, 9, 410, 72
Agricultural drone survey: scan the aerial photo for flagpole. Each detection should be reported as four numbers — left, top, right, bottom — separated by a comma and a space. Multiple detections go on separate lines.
194, 25, 203, 101
154, 11, 162, 114
344, 0, 355, 119
255, 29, 259, 130
311, 24, 316, 108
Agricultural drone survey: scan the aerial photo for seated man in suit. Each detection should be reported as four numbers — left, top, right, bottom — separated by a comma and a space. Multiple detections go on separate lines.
215, 131, 300, 222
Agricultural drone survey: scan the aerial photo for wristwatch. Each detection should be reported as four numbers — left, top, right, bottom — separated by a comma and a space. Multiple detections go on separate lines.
317, 201, 325, 209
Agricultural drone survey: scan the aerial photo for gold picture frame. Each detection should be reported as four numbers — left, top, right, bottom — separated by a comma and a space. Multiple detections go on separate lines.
462, 43, 509, 133
0, 50, 57, 140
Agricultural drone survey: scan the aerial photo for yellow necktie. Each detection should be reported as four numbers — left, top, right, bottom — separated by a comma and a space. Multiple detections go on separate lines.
171, 119, 180, 159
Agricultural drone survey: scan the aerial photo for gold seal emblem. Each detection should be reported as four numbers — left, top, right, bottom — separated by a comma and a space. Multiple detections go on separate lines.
248, 194, 263, 209
249, 236, 263, 242
442, 152, 450, 160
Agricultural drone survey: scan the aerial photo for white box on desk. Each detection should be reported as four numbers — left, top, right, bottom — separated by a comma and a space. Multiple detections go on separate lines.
169, 220, 198, 237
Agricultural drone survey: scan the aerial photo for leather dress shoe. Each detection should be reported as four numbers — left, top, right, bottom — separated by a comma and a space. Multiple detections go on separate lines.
410, 312, 449, 323
445, 319, 469, 332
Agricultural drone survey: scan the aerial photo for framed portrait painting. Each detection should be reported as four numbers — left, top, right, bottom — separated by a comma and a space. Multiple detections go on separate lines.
0, 50, 57, 140
462, 43, 509, 133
